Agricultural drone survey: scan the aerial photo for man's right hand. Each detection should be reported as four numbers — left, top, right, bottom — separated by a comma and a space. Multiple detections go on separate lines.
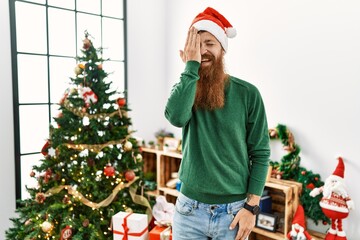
180, 27, 201, 63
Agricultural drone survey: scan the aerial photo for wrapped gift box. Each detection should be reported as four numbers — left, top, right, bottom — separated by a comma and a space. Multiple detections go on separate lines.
149, 226, 172, 240
112, 211, 148, 240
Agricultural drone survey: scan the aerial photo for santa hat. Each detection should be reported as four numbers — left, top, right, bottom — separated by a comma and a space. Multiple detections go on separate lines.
191, 7, 236, 52
331, 156, 345, 181
289, 205, 314, 240
292, 204, 306, 229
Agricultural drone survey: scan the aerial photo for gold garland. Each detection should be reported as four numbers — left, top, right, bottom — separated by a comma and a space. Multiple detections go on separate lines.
44, 177, 153, 220
61, 139, 127, 153
63, 99, 124, 120
45, 178, 137, 209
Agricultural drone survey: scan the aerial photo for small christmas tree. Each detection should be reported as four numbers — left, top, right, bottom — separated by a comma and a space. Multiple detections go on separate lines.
6, 32, 150, 240
269, 124, 329, 225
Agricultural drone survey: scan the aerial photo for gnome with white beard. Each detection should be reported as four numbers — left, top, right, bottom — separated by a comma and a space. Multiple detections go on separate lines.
310, 157, 355, 240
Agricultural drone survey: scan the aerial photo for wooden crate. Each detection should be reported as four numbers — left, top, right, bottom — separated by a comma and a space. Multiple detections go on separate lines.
159, 155, 181, 188
269, 178, 303, 215
142, 150, 157, 177
268, 181, 293, 235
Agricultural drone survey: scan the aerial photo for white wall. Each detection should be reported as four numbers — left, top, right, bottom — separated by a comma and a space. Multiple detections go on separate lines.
127, 0, 168, 144
128, 0, 360, 238
0, 0, 16, 239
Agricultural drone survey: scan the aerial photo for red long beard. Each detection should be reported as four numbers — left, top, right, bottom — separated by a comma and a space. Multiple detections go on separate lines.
194, 52, 228, 111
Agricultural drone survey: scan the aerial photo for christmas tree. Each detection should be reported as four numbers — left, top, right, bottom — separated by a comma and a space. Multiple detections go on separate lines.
6, 32, 150, 240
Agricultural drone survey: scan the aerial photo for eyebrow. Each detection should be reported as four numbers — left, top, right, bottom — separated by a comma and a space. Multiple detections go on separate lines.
204, 39, 216, 43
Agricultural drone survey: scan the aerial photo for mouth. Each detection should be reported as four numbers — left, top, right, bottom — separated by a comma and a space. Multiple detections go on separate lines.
201, 58, 212, 66
201, 54, 214, 65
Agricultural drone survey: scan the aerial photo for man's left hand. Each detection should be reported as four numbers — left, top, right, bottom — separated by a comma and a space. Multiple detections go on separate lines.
229, 208, 256, 240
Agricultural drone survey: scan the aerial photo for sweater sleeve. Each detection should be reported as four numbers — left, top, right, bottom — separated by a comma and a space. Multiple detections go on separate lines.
164, 61, 200, 127
246, 87, 271, 196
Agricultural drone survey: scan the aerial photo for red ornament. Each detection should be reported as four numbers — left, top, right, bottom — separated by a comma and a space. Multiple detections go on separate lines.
117, 97, 126, 107
306, 183, 315, 190
124, 170, 135, 181
60, 225, 72, 240
314, 177, 319, 181
83, 38, 91, 50
104, 165, 115, 177
41, 141, 50, 156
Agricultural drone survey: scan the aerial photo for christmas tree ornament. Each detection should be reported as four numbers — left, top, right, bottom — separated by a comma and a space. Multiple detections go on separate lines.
35, 192, 46, 204
123, 141, 133, 151
60, 225, 72, 240
306, 183, 315, 190
124, 169, 135, 181
136, 153, 143, 162
104, 164, 115, 177
83, 37, 91, 50
81, 86, 98, 106
82, 219, 90, 227
62, 196, 70, 204
74, 65, 82, 76
41, 221, 53, 233
117, 97, 126, 107
41, 140, 50, 156
24, 219, 32, 226
310, 157, 355, 240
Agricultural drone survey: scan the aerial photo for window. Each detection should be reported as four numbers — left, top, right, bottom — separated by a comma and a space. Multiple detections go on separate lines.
9, 0, 127, 200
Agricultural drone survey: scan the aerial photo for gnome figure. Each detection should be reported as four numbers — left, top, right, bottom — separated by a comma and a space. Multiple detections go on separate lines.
310, 157, 355, 240
286, 204, 314, 240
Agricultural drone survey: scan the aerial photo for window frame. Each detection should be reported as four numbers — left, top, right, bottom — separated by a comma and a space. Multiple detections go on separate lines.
8, 0, 128, 201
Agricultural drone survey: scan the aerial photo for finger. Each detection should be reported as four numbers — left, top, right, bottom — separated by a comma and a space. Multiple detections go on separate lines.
184, 27, 192, 51
195, 32, 200, 51
187, 27, 194, 48
229, 215, 239, 230
235, 230, 246, 240
179, 50, 185, 63
191, 27, 198, 47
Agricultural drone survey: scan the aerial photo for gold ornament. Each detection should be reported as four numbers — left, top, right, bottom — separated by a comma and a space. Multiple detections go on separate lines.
41, 220, 53, 233
123, 141, 133, 151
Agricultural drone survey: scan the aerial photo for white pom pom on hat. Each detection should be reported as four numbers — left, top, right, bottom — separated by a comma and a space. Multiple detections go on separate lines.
191, 7, 236, 52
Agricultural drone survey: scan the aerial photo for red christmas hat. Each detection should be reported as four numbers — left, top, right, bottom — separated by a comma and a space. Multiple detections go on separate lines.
191, 7, 236, 52
292, 204, 306, 228
332, 156, 345, 179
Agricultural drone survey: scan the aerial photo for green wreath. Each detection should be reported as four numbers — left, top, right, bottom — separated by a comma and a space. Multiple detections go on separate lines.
268, 124, 301, 179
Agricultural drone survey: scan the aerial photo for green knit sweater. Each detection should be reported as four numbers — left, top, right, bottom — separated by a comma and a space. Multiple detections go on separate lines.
165, 61, 270, 204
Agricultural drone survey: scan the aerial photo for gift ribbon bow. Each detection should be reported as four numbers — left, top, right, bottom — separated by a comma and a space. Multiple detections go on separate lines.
113, 213, 148, 240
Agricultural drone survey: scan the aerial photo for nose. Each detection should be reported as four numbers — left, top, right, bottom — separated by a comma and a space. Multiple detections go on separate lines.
200, 45, 208, 55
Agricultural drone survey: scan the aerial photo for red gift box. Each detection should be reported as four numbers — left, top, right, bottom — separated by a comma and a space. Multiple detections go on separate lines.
149, 226, 172, 240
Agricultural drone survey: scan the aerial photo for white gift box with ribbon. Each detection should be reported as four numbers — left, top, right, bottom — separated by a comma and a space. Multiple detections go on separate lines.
112, 211, 148, 240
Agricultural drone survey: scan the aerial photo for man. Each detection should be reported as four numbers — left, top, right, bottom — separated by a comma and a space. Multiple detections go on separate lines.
165, 7, 270, 240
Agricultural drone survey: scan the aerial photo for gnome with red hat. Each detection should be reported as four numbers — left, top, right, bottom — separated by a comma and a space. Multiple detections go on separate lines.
286, 204, 314, 240
310, 157, 355, 240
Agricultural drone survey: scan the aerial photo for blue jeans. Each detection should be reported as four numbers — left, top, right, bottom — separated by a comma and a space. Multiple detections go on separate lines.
172, 193, 246, 240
